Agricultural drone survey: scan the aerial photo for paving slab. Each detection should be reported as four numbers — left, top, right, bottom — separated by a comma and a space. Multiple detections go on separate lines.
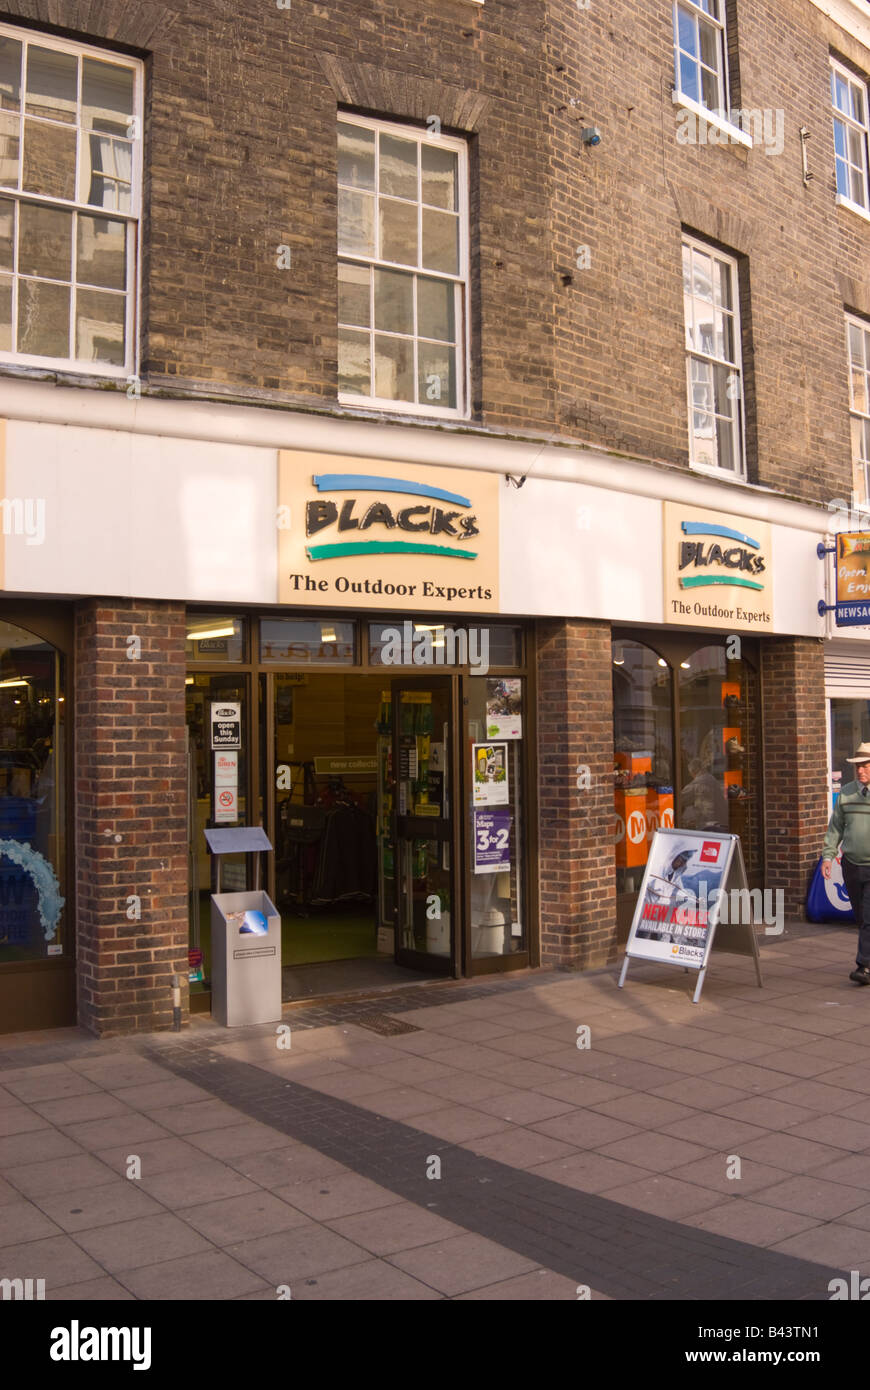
0, 1129, 83, 1169
224, 1225, 370, 1284
668, 1154, 788, 1198
4, 1152, 120, 1198
4, 1070, 101, 1103
0, 1233, 107, 1287
46, 1275, 137, 1300
600, 1175, 723, 1220
325, 1201, 466, 1255
136, 1158, 261, 1210
94, 1137, 209, 1179
407, 1105, 513, 1144
271, 1173, 403, 1221
283, 1256, 444, 1300
387, 1232, 539, 1296
117, 1249, 272, 1301
752, 1175, 868, 1222
0, 1199, 63, 1247
31, 1180, 166, 1232
456, 1268, 582, 1300
73, 1212, 216, 1273
0, 1106, 51, 1137
28, 1093, 135, 1126
61, 1114, 172, 1152
179, 1190, 312, 1244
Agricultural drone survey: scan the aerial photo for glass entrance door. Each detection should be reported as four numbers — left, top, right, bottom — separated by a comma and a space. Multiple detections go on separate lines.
391, 677, 455, 974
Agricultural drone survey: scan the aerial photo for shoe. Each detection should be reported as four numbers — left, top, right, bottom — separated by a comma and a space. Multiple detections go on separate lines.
726, 737, 745, 755
849, 966, 870, 985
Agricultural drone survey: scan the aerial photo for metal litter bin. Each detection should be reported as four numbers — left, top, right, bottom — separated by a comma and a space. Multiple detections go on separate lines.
205, 826, 281, 1028
211, 888, 281, 1027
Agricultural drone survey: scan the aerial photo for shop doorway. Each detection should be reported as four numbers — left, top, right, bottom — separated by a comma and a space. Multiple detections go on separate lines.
185, 612, 533, 1007
390, 677, 455, 972
267, 672, 457, 985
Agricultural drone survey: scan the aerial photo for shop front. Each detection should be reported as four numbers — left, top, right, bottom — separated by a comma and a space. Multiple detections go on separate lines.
184, 610, 535, 1005
0, 398, 839, 1034
610, 502, 774, 936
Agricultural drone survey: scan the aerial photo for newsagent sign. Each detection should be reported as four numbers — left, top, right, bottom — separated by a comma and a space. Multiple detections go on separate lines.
663, 503, 773, 632
278, 451, 499, 612
833, 532, 870, 626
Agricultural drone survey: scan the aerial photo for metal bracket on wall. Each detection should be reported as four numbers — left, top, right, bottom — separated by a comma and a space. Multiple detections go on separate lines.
799, 127, 813, 186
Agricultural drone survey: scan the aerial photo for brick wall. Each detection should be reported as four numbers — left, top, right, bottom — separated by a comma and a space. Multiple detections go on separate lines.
536, 618, 617, 968
75, 599, 188, 1036
1, 0, 865, 506
760, 636, 828, 917
544, 0, 870, 505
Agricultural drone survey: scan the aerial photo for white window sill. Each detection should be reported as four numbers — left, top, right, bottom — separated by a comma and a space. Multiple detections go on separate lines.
836, 193, 870, 224
0, 354, 129, 379
689, 459, 749, 484
672, 92, 754, 149
338, 392, 467, 423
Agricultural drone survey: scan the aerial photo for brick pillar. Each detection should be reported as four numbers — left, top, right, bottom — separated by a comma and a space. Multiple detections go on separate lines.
75, 600, 188, 1036
536, 618, 616, 968
760, 637, 828, 918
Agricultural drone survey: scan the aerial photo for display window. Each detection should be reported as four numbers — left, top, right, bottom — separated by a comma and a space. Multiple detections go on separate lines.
0, 606, 73, 1033
0, 620, 66, 962
612, 631, 762, 929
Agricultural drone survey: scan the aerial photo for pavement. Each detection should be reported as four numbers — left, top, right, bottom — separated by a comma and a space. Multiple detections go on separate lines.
2, 921, 870, 1301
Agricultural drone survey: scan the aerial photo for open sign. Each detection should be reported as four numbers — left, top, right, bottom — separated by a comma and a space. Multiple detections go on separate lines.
210, 701, 241, 750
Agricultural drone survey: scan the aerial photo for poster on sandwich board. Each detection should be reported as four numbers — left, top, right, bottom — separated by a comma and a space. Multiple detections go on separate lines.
618, 829, 762, 1003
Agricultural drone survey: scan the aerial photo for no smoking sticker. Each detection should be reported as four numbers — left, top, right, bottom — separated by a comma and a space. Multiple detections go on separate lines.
215, 785, 238, 824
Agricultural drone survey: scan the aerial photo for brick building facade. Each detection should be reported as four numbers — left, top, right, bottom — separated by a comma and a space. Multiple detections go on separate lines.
0, 0, 867, 1033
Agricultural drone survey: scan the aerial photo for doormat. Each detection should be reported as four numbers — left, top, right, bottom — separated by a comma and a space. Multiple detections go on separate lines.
355, 1013, 421, 1036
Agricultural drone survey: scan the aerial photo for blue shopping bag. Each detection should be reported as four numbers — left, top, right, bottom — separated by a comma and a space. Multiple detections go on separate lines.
806, 852, 856, 923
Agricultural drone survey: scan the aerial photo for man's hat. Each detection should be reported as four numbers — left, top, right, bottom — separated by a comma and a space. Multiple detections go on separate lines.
847, 742, 870, 763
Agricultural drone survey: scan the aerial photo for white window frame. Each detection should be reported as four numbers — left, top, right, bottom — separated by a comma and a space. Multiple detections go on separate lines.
682, 234, 747, 481
847, 312, 870, 507
0, 22, 143, 379
337, 112, 470, 421
673, 0, 728, 113
831, 57, 870, 219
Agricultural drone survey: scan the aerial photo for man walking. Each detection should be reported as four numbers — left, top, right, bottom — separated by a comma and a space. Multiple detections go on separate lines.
822, 741, 870, 984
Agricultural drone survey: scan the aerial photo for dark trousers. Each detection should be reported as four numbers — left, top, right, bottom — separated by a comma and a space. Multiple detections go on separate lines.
841, 857, 870, 966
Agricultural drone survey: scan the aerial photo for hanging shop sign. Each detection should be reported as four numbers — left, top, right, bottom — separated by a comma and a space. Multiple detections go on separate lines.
474, 808, 511, 873
663, 503, 773, 632
210, 702, 241, 750
831, 533, 870, 626
472, 741, 509, 806
278, 451, 499, 612
618, 828, 762, 1003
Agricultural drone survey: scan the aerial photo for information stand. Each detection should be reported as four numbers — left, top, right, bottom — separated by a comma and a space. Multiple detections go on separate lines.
617, 828, 762, 1004
205, 827, 282, 1027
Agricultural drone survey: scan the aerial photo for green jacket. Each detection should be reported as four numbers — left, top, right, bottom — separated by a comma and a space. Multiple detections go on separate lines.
823, 781, 870, 865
